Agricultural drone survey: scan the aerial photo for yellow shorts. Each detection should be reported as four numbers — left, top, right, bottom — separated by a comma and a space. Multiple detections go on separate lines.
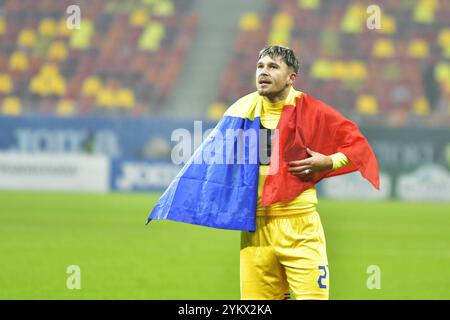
240, 210, 329, 300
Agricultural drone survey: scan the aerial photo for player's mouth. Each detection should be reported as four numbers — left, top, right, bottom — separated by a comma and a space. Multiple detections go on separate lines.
258, 78, 272, 87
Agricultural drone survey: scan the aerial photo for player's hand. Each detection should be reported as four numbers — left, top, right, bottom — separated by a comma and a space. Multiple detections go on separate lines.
287, 148, 333, 180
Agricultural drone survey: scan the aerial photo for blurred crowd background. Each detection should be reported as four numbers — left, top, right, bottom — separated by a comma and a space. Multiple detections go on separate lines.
0, 0, 449, 127
0, 0, 449, 200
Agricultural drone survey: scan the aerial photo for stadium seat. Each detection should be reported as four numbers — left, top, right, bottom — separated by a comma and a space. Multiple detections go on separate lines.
297, 0, 320, 10
117, 88, 135, 109
130, 9, 150, 27
239, 13, 261, 31
153, 0, 175, 17
413, 0, 437, 24
29, 63, 66, 97
207, 101, 227, 121
379, 14, 397, 34
138, 22, 165, 51
356, 94, 378, 115
96, 87, 117, 108
57, 18, 71, 38
407, 39, 429, 58
412, 97, 430, 115
0, 17, 6, 36
17, 28, 37, 48
48, 42, 68, 61
81, 76, 103, 98
39, 18, 57, 38
1, 96, 22, 115
56, 98, 76, 116
372, 38, 395, 58
437, 28, 450, 58
340, 2, 365, 33
332, 61, 347, 80
0, 74, 13, 94
435, 63, 450, 82
8, 51, 29, 72
310, 59, 333, 80
69, 20, 94, 49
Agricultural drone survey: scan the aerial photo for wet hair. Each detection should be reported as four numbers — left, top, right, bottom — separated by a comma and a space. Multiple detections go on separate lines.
258, 45, 299, 74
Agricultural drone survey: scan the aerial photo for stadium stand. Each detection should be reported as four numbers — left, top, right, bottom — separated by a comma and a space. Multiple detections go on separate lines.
214, 0, 450, 126
0, 0, 448, 127
0, 0, 198, 116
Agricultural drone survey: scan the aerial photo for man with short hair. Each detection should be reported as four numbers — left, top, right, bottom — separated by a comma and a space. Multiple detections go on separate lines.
241, 46, 349, 300
148, 45, 379, 300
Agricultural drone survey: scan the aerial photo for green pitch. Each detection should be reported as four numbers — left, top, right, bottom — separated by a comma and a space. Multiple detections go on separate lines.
0, 191, 449, 300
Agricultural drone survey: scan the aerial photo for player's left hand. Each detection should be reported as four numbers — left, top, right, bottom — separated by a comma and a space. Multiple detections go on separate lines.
287, 148, 333, 180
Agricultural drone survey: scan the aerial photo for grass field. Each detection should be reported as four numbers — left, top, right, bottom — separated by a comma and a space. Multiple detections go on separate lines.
0, 191, 449, 300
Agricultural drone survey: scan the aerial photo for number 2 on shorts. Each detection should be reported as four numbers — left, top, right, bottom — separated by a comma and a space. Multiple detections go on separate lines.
318, 265, 328, 289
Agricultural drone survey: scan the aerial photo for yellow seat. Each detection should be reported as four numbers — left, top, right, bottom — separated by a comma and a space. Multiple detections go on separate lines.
96, 88, 116, 108
356, 95, 378, 115
379, 14, 396, 34
48, 42, 68, 61
1, 96, 21, 116
297, 0, 320, 10
372, 38, 395, 58
70, 20, 94, 49
82, 76, 103, 97
142, 0, 159, 5
407, 39, 429, 58
413, 0, 437, 24
29, 77, 48, 96
341, 2, 365, 33
41, 63, 59, 76
57, 99, 76, 116
310, 59, 333, 80
130, 9, 150, 27
268, 28, 291, 47
272, 12, 293, 29
154, 0, 174, 17
239, 13, 261, 31
437, 28, 450, 48
8, 51, 29, 73
348, 60, 368, 80
0, 17, 6, 36
332, 61, 347, 80
138, 22, 165, 51
207, 102, 227, 121
0, 74, 13, 94
435, 63, 450, 82
39, 18, 57, 37
52, 74, 67, 96
57, 18, 71, 37
117, 88, 135, 108
29, 64, 66, 96
412, 97, 430, 115
437, 28, 450, 58
17, 28, 37, 48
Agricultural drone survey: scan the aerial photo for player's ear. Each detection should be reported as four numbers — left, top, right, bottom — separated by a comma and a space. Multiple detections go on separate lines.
288, 72, 297, 85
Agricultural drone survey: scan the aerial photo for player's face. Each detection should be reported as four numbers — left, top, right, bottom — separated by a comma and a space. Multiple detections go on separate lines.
256, 55, 296, 100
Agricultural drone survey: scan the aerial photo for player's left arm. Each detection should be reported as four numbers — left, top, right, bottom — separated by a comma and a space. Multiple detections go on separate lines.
288, 148, 351, 179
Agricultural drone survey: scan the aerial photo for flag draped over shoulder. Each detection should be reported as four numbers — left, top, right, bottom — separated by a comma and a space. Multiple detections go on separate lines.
148, 93, 262, 231
148, 88, 379, 231
261, 92, 380, 206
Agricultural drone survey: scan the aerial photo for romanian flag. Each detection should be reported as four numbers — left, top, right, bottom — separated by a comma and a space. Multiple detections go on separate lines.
148, 88, 379, 231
